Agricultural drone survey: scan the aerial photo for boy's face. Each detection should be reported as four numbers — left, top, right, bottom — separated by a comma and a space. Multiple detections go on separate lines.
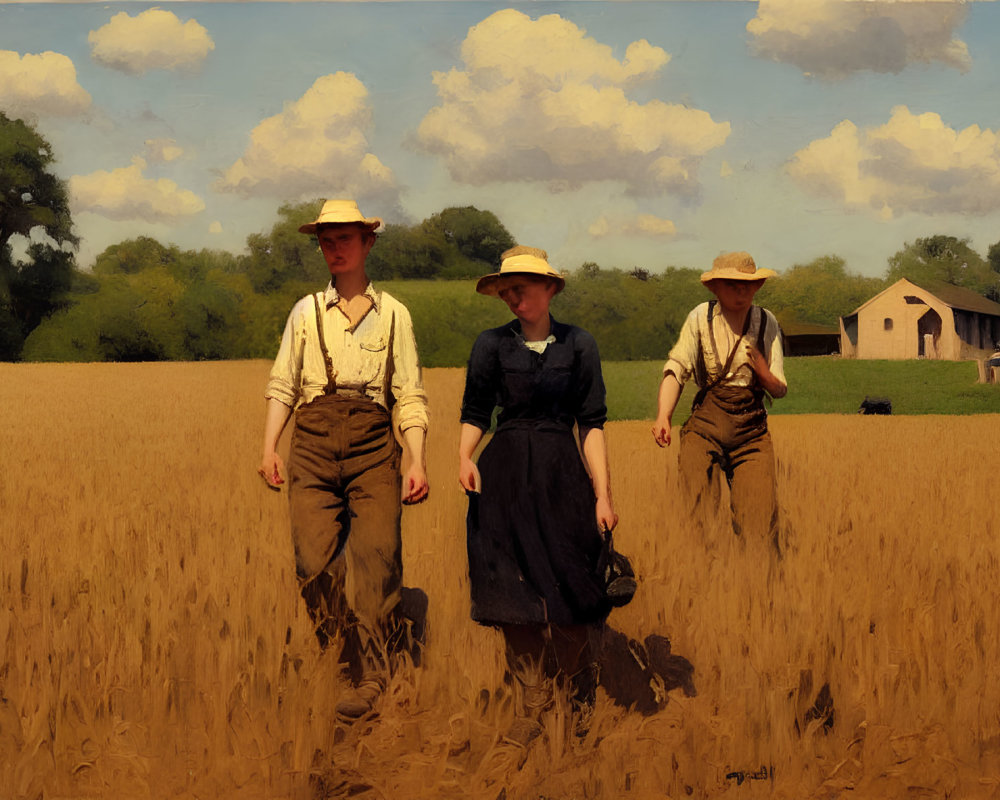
317, 224, 374, 278
708, 278, 764, 314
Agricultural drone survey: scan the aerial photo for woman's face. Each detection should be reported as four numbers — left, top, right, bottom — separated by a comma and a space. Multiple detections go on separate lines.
497, 275, 558, 327
708, 278, 764, 314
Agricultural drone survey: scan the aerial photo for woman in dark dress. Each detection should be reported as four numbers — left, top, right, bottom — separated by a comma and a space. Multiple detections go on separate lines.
458, 246, 618, 733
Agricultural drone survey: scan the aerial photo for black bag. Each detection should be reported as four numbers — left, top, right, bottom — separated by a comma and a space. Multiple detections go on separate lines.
597, 529, 637, 608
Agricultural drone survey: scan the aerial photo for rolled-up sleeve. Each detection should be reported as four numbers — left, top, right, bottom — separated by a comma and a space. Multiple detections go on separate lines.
264, 304, 305, 408
573, 330, 607, 430
764, 310, 786, 389
663, 306, 701, 387
460, 331, 499, 431
389, 303, 429, 433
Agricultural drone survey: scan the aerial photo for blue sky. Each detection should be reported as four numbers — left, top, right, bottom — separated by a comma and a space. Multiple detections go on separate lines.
3, 0, 1000, 279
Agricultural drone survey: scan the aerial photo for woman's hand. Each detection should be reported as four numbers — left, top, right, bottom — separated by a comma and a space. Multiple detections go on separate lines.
258, 452, 285, 489
402, 463, 429, 505
459, 456, 482, 494
596, 494, 618, 533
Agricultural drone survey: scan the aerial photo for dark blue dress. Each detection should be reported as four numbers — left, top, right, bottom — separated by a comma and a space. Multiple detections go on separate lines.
461, 317, 611, 627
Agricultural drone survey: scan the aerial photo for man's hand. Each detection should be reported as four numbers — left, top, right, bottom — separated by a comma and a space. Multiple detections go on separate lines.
402, 463, 429, 505
258, 452, 285, 490
651, 416, 672, 448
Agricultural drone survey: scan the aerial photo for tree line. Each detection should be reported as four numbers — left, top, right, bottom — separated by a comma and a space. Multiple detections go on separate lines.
3, 112, 1000, 365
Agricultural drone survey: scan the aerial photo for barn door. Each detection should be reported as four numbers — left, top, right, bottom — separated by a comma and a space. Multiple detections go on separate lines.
917, 308, 942, 358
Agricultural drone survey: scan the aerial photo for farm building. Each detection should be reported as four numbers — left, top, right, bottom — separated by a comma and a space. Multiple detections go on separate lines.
780, 321, 841, 356
840, 278, 1000, 360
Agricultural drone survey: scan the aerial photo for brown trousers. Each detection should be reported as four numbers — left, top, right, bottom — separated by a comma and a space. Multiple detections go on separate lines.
679, 384, 778, 543
288, 394, 402, 673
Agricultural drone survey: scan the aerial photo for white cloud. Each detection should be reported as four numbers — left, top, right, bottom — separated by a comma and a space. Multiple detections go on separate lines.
747, 0, 971, 78
415, 9, 729, 197
209, 221, 223, 234
215, 72, 397, 204
787, 105, 1000, 218
89, 9, 214, 75
145, 138, 184, 163
70, 156, 206, 223
0, 50, 91, 117
589, 213, 677, 239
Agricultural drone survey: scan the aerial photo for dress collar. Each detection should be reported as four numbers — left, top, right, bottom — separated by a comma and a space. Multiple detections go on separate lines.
508, 314, 565, 342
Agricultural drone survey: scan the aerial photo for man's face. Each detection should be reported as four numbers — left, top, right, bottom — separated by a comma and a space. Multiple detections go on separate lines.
317, 224, 374, 278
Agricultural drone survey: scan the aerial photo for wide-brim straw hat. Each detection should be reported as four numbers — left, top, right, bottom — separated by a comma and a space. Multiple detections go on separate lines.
476, 246, 566, 296
298, 199, 383, 235
700, 251, 776, 283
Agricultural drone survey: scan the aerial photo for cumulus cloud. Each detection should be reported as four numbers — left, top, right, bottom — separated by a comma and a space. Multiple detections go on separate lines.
70, 156, 205, 223
145, 138, 184, 163
787, 105, 1000, 218
89, 9, 214, 75
0, 50, 91, 117
747, 0, 971, 78
209, 221, 223, 235
415, 9, 729, 197
215, 72, 397, 204
589, 213, 677, 239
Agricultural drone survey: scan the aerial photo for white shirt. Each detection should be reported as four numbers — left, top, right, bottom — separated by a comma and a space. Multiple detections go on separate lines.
663, 302, 786, 390
265, 282, 428, 432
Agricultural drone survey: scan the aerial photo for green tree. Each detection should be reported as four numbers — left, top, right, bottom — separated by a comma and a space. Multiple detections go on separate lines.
759, 255, 886, 326
0, 112, 79, 359
886, 235, 997, 298
239, 200, 327, 292
421, 206, 516, 271
365, 223, 448, 280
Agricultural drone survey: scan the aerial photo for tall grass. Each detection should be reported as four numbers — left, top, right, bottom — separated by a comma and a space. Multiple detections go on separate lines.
2, 361, 999, 798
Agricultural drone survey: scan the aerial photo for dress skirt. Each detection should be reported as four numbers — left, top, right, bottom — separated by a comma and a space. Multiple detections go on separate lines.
467, 419, 610, 627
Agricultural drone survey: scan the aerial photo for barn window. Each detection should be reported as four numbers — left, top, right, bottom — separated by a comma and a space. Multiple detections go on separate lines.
884, 318, 893, 331
904, 295, 925, 305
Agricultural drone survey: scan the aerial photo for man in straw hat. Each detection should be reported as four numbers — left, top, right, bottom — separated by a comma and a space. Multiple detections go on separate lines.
651, 251, 786, 549
259, 199, 429, 721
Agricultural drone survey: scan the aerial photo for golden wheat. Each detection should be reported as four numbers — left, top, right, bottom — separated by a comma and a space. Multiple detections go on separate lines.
1, 361, 999, 799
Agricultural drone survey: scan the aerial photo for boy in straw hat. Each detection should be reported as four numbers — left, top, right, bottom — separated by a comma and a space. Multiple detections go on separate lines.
259, 199, 429, 721
651, 251, 786, 548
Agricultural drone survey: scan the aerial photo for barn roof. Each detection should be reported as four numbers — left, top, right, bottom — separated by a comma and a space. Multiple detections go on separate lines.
908, 279, 1000, 316
780, 321, 840, 337
844, 278, 1000, 319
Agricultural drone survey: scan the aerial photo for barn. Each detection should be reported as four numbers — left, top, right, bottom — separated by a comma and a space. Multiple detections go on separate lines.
839, 278, 1000, 360
780, 321, 841, 356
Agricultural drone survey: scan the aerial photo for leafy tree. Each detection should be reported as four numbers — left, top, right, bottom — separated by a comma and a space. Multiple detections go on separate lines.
421, 206, 516, 269
886, 235, 998, 299
366, 224, 449, 280
759, 255, 886, 327
0, 112, 79, 359
239, 200, 327, 292
93, 237, 177, 276
984, 241, 1000, 301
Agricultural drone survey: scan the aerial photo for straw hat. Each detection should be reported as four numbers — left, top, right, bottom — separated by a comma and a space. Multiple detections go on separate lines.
476, 246, 566, 296
700, 251, 776, 284
298, 199, 383, 235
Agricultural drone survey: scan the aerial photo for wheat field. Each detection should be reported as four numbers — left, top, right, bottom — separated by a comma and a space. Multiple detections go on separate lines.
2, 360, 1000, 800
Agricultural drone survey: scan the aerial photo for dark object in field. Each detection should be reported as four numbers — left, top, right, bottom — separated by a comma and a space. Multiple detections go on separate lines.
858, 396, 892, 415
